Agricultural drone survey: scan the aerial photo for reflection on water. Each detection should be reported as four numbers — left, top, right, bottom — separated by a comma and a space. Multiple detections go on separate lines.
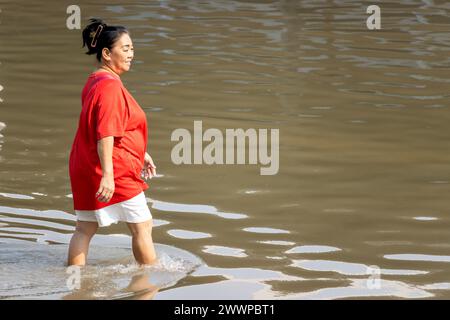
167, 229, 212, 239
1, 0, 450, 299
147, 197, 248, 219
384, 254, 450, 263
0, 192, 35, 200
203, 245, 248, 258
243, 227, 290, 234
286, 245, 341, 254
291, 259, 428, 276
260, 278, 434, 300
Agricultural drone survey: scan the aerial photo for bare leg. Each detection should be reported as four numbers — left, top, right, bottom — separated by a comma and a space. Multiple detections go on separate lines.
67, 221, 98, 266
127, 219, 157, 265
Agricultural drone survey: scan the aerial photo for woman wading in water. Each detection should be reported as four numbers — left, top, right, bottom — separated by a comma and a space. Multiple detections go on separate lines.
68, 18, 157, 266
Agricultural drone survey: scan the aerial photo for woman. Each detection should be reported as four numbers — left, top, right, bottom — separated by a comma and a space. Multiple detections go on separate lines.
67, 18, 157, 266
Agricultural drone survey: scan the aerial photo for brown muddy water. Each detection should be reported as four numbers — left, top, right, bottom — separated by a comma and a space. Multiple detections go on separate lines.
1, 0, 450, 299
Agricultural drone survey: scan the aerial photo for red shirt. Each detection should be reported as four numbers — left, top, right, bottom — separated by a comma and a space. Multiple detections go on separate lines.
69, 71, 149, 210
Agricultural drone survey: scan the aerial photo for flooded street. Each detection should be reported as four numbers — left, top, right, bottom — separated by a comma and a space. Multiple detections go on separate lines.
1, 0, 450, 299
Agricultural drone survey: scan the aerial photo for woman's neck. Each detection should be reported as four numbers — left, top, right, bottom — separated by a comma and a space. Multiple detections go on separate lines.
97, 65, 120, 78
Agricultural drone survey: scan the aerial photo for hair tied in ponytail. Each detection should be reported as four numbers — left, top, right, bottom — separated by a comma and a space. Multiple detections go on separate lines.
82, 19, 128, 62
90, 24, 105, 48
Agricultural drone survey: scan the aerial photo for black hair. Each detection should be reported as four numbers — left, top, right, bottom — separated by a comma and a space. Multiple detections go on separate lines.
82, 18, 129, 62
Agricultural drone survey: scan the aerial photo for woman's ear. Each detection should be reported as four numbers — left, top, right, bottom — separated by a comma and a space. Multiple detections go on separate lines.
101, 48, 111, 62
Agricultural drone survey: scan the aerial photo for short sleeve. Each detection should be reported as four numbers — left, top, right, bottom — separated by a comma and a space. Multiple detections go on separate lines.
95, 80, 128, 140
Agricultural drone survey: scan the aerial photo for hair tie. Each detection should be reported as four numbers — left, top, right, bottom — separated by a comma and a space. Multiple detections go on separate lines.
90, 24, 104, 48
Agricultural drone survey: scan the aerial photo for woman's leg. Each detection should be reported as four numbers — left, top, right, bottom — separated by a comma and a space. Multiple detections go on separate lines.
67, 220, 98, 266
126, 219, 157, 265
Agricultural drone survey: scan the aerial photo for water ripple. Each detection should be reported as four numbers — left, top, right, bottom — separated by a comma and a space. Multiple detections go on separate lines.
286, 245, 341, 254
147, 198, 247, 219
203, 245, 247, 258
291, 259, 428, 276
167, 229, 212, 239
384, 254, 450, 263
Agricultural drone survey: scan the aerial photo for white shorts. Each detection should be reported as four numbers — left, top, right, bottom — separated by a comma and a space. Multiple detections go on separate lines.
75, 191, 152, 227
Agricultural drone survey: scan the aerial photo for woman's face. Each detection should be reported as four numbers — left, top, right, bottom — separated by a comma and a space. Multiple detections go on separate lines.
102, 33, 134, 75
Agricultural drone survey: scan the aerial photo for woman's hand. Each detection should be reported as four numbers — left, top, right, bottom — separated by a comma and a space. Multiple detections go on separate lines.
96, 173, 115, 202
143, 152, 157, 180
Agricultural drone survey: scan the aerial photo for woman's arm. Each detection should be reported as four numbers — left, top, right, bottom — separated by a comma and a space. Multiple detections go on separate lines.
96, 136, 115, 202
